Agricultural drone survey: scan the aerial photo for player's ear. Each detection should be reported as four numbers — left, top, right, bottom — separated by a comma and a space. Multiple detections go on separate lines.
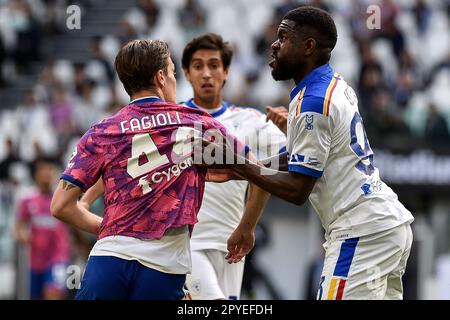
183, 68, 191, 82
223, 67, 230, 82
304, 37, 316, 57
155, 69, 165, 87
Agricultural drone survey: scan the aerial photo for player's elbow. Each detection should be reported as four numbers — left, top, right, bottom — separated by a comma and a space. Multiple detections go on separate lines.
290, 193, 308, 206
50, 196, 67, 220
287, 189, 309, 206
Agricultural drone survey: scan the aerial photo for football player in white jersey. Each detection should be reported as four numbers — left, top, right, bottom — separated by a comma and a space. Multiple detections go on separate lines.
181, 33, 286, 300
204, 7, 414, 300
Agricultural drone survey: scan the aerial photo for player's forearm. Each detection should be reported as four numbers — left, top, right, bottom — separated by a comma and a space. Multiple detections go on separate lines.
259, 152, 288, 172
234, 163, 313, 206
55, 202, 102, 235
239, 183, 271, 231
51, 180, 102, 235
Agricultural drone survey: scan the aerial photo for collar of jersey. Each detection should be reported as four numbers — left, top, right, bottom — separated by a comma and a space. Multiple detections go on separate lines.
184, 98, 228, 118
290, 63, 333, 102
129, 96, 162, 105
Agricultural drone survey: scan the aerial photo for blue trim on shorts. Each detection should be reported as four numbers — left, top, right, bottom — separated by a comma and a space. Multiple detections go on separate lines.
333, 237, 359, 278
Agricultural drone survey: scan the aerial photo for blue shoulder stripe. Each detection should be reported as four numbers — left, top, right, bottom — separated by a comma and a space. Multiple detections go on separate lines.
298, 74, 337, 116
300, 95, 326, 115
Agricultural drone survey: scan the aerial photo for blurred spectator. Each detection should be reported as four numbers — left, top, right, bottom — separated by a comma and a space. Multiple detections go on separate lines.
118, 18, 139, 45
88, 36, 115, 84
366, 88, 409, 138
357, 43, 384, 116
72, 80, 109, 132
49, 87, 74, 155
255, 21, 278, 63
395, 50, 418, 108
274, 0, 301, 21
14, 157, 70, 300
412, 0, 432, 35
15, 90, 57, 162
376, 0, 405, 60
0, 139, 19, 182
348, 0, 373, 44
0, 36, 7, 87
178, 0, 206, 40
139, 0, 160, 30
10, 0, 42, 73
424, 104, 450, 143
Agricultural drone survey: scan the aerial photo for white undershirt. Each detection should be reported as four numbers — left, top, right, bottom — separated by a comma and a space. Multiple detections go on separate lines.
90, 226, 191, 274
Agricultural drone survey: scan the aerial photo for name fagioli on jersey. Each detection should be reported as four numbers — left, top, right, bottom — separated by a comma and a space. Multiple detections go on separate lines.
120, 112, 182, 133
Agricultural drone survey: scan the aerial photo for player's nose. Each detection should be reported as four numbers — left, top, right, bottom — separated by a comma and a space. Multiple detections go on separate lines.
202, 69, 211, 78
271, 40, 279, 50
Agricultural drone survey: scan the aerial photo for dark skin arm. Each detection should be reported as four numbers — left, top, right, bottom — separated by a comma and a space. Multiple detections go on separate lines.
259, 151, 289, 172
233, 161, 316, 206
200, 139, 316, 205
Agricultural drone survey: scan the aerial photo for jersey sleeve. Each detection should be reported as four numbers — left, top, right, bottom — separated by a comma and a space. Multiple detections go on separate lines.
61, 129, 104, 192
289, 100, 331, 178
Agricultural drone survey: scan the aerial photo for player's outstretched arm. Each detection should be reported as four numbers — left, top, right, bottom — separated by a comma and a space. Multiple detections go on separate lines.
234, 163, 316, 206
79, 178, 104, 209
226, 183, 271, 263
51, 179, 102, 235
259, 151, 289, 172
200, 138, 315, 205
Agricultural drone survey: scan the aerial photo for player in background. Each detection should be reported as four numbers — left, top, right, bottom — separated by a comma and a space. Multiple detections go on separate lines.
15, 157, 70, 300
180, 33, 286, 300
50, 39, 247, 300
204, 7, 414, 300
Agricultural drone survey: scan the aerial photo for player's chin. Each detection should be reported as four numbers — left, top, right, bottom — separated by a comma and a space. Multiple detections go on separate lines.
200, 86, 216, 95
272, 68, 285, 81
271, 68, 290, 81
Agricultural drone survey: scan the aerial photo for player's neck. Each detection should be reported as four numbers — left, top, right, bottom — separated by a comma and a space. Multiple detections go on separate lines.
293, 61, 325, 85
193, 95, 222, 110
38, 185, 52, 195
131, 89, 162, 102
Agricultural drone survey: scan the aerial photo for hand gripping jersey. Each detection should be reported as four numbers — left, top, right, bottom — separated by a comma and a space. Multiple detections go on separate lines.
183, 99, 286, 252
62, 97, 246, 241
286, 64, 413, 240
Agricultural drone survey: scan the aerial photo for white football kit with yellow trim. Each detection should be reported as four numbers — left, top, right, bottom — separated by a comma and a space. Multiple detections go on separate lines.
287, 64, 414, 300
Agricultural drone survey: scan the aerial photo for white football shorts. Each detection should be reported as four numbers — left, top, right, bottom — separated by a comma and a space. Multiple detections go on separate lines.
318, 222, 413, 300
185, 249, 245, 300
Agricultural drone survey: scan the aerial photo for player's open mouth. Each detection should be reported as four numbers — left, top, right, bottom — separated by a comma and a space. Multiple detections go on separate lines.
201, 84, 214, 88
269, 54, 277, 68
